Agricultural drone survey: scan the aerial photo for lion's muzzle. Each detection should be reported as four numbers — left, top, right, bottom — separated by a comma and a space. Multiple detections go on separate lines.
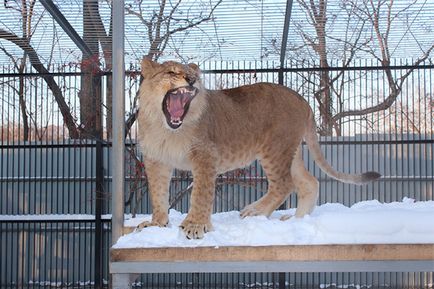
162, 86, 198, 129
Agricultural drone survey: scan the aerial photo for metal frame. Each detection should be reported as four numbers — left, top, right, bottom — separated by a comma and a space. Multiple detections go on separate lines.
111, 0, 126, 246
40, 0, 93, 57
0, 0, 434, 288
278, 0, 294, 85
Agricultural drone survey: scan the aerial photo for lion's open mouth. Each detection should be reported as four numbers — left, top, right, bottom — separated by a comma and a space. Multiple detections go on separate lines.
162, 86, 198, 129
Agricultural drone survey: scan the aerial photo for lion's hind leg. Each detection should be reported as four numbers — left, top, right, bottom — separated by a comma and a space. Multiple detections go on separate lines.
281, 147, 319, 220
240, 145, 297, 218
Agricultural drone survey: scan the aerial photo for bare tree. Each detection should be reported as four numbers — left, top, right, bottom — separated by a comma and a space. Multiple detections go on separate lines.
271, 0, 433, 136
78, 0, 115, 139
1, 0, 38, 141
332, 0, 434, 126
1, 0, 81, 138
125, 0, 222, 61
18, 0, 34, 140
296, 0, 335, 135
0, 25, 80, 139
266, 0, 371, 135
82, 0, 222, 138
79, 0, 103, 139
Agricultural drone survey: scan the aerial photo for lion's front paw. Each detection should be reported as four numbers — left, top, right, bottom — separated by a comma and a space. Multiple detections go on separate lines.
240, 201, 271, 218
180, 219, 213, 239
136, 219, 168, 231
279, 214, 292, 221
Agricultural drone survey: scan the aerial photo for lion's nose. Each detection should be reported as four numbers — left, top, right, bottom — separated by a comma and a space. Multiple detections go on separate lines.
185, 76, 196, 86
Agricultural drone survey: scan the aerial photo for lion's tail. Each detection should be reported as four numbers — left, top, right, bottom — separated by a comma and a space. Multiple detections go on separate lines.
304, 112, 381, 185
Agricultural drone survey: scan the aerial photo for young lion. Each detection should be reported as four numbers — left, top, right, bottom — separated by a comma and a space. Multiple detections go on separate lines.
136, 58, 381, 239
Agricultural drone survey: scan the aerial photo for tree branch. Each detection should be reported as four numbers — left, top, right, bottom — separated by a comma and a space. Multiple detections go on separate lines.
332, 1, 434, 124
0, 28, 79, 138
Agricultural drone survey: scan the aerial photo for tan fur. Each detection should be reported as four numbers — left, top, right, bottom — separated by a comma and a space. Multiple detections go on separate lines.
136, 59, 381, 239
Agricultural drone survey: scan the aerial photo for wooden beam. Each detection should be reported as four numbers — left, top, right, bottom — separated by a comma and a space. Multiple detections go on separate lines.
111, 244, 434, 262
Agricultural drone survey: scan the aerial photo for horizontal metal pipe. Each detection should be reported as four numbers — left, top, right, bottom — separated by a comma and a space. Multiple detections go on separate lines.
1, 63, 433, 78
1, 139, 431, 150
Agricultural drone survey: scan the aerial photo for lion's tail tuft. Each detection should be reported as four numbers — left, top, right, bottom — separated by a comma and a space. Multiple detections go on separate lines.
360, 171, 382, 184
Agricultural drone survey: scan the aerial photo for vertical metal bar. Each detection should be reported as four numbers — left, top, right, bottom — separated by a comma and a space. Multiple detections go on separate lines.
95, 139, 104, 289
9, 68, 16, 287
0, 223, 3, 286
278, 271, 286, 289
0, 71, 3, 212
28, 222, 34, 286
416, 83, 423, 204
21, 223, 25, 288
37, 223, 41, 289
278, 3, 292, 287
420, 66, 425, 201
352, 63, 357, 205
6, 67, 16, 215
66, 79, 72, 279
0, 69, 4, 287
428, 66, 433, 205
405, 59, 410, 202
112, 0, 125, 244
278, 0, 293, 85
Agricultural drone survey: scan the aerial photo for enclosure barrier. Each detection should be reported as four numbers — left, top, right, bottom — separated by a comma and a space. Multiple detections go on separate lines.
107, 1, 434, 287
0, 2, 432, 286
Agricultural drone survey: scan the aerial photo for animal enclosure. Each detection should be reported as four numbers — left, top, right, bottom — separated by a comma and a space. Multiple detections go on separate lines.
1, 60, 433, 288
1, 0, 434, 288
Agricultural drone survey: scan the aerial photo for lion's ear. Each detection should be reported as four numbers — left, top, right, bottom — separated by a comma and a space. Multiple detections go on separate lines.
141, 57, 158, 77
188, 63, 200, 74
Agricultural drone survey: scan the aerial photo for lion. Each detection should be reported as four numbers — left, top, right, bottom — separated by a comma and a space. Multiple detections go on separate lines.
136, 58, 381, 239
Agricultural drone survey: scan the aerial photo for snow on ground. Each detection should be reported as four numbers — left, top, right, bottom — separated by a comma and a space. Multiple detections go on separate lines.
114, 198, 434, 248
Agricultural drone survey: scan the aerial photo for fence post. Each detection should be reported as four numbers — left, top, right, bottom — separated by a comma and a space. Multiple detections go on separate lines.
112, 0, 125, 246
278, 2, 293, 287
95, 139, 104, 289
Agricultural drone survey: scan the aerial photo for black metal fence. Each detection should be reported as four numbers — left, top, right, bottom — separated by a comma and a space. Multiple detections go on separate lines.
0, 60, 433, 288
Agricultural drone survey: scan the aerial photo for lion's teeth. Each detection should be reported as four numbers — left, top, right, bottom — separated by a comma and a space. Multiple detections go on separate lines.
171, 119, 182, 125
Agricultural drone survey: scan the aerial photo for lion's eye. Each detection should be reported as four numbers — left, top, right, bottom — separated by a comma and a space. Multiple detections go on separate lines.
167, 71, 178, 76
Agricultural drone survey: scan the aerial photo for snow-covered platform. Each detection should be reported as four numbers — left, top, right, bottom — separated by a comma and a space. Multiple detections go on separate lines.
110, 199, 434, 288
114, 199, 434, 247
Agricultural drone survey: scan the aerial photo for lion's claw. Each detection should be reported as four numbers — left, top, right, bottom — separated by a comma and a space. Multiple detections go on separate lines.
179, 219, 213, 239
136, 220, 168, 231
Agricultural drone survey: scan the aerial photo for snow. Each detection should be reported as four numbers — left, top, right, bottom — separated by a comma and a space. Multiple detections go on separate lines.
113, 198, 434, 248
320, 283, 371, 289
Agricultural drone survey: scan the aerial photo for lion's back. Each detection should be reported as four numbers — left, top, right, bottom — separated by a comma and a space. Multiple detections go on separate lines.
208, 82, 311, 124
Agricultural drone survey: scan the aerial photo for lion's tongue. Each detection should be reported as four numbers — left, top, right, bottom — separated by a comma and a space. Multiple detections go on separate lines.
167, 94, 186, 119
